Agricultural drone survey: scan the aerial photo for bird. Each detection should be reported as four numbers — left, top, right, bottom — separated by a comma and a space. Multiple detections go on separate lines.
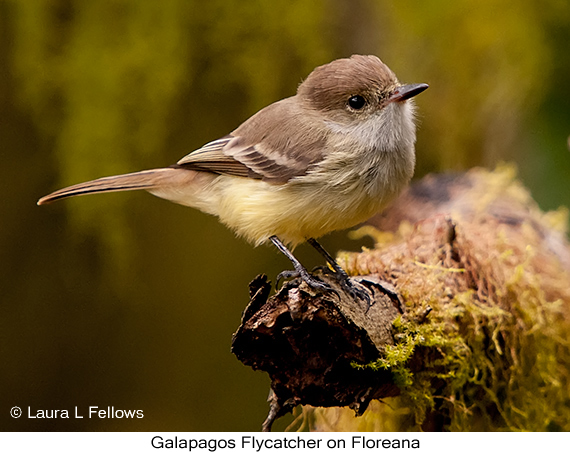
38, 55, 428, 299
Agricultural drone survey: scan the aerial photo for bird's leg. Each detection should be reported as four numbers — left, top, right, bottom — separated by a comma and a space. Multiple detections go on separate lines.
307, 238, 371, 304
270, 236, 329, 291
307, 238, 349, 276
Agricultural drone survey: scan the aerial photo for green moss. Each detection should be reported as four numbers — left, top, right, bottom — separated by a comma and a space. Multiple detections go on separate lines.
355, 257, 568, 430
351, 274, 570, 431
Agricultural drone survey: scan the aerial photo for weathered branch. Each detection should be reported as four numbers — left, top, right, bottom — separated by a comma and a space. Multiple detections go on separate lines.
232, 273, 404, 431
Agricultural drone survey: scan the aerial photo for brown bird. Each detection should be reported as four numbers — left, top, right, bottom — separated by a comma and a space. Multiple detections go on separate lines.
38, 55, 428, 297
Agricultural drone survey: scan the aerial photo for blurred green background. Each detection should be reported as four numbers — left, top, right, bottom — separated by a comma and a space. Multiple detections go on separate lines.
1, 0, 569, 432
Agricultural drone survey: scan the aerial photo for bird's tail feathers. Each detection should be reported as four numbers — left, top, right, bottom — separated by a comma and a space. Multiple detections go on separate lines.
37, 168, 176, 205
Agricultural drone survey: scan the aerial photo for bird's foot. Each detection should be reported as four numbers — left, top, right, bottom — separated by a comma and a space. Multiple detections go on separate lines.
276, 268, 330, 292
277, 266, 372, 308
336, 272, 373, 307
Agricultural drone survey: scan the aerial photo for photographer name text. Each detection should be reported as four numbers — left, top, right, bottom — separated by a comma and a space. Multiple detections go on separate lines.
24, 406, 143, 419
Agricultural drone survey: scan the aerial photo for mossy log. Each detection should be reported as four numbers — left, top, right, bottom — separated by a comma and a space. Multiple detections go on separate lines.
232, 166, 570, 432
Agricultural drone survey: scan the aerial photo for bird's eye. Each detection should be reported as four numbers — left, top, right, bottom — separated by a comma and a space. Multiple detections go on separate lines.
347, 95, 366, 110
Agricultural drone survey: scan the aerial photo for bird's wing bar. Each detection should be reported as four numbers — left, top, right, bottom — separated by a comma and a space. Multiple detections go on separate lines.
176, 135, 262, 179
176, 134, 323, 183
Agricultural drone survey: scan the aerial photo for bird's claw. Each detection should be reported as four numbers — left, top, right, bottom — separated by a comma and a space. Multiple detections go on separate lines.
339, 277, 373, 307
275, 270, 297, 288
276, 267, 372, 309
276, 269, 331, 292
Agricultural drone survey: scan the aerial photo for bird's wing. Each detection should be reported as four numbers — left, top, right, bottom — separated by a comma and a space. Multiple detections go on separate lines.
175, 135, 259, 178
176, 98, 327, 183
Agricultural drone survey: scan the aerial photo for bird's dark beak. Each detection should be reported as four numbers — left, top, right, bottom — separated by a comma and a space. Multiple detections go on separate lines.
389, 83, 429, 103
